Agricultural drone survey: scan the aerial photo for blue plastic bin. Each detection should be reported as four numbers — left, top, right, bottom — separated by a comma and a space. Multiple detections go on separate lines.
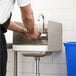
64, 42, 76, 76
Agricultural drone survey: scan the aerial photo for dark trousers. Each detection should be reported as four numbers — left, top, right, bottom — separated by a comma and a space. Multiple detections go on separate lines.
0, 31, 7, 76
0, 14, 11, 76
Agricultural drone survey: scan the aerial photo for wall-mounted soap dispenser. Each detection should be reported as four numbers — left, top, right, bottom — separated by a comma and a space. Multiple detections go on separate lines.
48, 21, 62, 52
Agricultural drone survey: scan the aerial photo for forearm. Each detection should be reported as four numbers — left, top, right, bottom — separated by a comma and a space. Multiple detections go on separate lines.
20, 4, 34, 33
8, 22, 27, 34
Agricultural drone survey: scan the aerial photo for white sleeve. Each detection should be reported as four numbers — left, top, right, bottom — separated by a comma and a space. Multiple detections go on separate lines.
17, 0, 31, 7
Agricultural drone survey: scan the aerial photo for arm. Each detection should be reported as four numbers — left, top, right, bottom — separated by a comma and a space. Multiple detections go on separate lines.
8, 4, 40, 40
8, 22, 27, 34
20, 4, 34, 33
8, 22, 33, 40
8, 22, 40, 40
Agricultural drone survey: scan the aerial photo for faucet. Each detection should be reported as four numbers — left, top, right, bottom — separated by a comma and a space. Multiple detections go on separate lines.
38, 14, 45, 33
38, 14, 48, 40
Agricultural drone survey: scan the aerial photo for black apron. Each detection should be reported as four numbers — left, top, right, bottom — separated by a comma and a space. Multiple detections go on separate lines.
0, 14, 11, 76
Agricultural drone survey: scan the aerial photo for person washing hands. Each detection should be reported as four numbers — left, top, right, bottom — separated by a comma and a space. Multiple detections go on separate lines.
0, 0, 41, 76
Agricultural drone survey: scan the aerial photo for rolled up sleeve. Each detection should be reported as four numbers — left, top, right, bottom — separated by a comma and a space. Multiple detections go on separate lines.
17, 0, 31, 7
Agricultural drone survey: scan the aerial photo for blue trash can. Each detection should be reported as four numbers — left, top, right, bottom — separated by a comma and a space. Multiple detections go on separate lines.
64, 42, 76, 76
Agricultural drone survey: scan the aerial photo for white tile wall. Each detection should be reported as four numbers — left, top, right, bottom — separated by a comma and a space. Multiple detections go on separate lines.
6, 50, 14, 76
5, 30, 13, 44
31, 0, 74, 10
75, 0, 76, 8
22, 73, 67, 76
39, 63, 66, 74
53, 51, 66, 64
63, 30, 76, 42
6, 0, 76, 76
6, 72, 14, 76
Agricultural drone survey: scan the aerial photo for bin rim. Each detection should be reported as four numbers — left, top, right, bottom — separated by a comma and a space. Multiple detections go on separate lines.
64, 42, 76, 46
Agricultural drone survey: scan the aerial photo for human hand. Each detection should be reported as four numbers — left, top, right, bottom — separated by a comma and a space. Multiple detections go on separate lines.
24, 26, 41, 40
29, 26, 41, 40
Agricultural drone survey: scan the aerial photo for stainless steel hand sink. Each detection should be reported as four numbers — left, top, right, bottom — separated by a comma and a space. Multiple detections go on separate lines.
13, 21, 62, 56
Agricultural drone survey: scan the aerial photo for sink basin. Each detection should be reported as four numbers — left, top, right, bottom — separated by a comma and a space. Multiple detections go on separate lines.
13, 22, 48, 45
13, 22, 48, 57
13, 29, 48, 55
13, 32, 48, 45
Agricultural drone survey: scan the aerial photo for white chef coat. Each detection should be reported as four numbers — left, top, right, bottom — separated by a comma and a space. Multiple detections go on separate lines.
0, 0, 31, 24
